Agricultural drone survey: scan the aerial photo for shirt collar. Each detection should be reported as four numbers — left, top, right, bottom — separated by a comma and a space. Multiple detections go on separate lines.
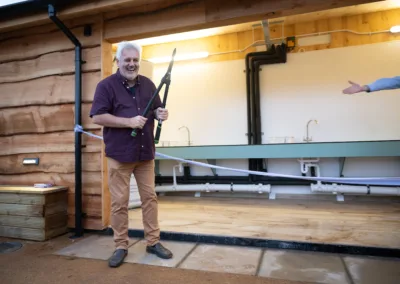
116, 68, 141, 89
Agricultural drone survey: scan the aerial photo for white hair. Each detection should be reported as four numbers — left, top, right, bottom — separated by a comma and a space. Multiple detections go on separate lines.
115, 41, 142, 61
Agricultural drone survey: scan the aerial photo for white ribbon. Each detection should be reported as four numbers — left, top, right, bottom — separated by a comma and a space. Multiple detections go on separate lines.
74, 124, 400, 186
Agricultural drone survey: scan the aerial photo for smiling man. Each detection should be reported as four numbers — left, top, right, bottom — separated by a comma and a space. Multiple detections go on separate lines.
90, 41, 172, 268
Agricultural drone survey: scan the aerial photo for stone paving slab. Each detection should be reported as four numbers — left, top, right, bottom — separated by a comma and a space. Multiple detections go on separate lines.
125, 240, 196, 267
54, 235, 139, 260
179, 244, 262, 275
343, 256, 400, 284
258, 250, 349, 284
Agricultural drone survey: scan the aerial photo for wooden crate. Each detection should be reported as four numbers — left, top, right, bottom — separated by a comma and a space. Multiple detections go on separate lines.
0, 186, 68, 241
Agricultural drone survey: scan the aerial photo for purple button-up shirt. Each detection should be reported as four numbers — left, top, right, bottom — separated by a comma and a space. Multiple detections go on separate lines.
90, 69, 162, 163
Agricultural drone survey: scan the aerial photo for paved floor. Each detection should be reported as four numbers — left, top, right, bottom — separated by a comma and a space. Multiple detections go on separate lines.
55, 234, 400, 284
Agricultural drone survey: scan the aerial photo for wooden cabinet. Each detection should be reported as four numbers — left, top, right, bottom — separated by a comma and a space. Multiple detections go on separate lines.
0, 186, 68, 241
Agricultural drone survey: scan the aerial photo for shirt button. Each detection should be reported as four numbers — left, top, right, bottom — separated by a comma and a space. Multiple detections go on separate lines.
142, 133, 144, 136
133, 97, 135, 99
138, 108, 140, 110
142, 145, 144, 148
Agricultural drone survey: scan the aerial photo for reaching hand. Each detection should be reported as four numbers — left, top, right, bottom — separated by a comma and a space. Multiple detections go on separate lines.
342, 81, 368, 94
130, 116, 147, 129
156, 107, 169, 121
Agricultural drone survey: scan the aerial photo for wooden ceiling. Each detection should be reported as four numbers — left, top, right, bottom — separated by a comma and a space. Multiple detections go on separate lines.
132, 0, 400, 46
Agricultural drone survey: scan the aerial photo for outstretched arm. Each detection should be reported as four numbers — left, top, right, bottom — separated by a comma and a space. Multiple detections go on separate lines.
343, 76, 400, 94
367, 76, 400, 92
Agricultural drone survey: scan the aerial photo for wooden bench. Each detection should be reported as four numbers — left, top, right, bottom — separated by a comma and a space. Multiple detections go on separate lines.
0, 186, 68, 241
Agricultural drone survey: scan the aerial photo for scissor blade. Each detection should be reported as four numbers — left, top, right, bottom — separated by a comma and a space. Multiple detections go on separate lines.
166, 48, 176, 73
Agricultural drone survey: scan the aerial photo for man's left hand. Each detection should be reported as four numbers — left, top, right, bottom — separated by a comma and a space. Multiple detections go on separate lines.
156, 107, 169, 121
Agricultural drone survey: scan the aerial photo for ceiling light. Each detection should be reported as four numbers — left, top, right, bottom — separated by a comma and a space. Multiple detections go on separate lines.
133, 30, 216, 46
298, 34, 331, 46
390, 25, 400, 33
147, 52, 209, 64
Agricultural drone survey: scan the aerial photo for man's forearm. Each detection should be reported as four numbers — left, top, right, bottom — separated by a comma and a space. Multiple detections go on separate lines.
92, 113, 131, 128
367, 76, 400, 92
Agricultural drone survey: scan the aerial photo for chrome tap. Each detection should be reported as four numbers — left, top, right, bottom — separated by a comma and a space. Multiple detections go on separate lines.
179, 126, 191, 146
303, 119, 318, 142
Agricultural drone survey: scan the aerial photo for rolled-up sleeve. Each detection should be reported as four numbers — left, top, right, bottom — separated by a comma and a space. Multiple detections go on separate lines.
367, 76, 400, 92
90, 82, 112, 118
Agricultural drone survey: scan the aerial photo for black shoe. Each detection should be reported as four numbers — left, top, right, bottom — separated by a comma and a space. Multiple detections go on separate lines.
108, 249, 128, 268
146, 243, 173, 259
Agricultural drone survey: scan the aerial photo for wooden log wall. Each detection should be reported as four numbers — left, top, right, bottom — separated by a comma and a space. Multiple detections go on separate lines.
0, 15, 104, 230
141, 8, 400, 63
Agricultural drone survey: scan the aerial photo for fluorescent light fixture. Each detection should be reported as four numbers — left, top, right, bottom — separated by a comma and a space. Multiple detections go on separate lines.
390, 25, 400, 33
133, 30, 216, 46
23, 158, 39, 165
147, 51, 209, 64
298, 34, 331, 46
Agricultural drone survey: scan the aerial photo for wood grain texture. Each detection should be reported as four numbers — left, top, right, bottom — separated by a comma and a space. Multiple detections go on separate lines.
0, 72, 100, 108
0, 203, 43, 217
142, 8, 400, 63
0, 225, 68, 241
104, 0, 379, 42
103, 0, 192, 20
0, 212, 69, 230
0, 131, 102, 156
0, 172, 102, 195
0, 46, 101, 84
68, 214, 103, 230
0, 14, 103, 41
0, 152, 101, 174
0, 103, 98, 136
0, 23, 101, 63
100, 39, 112, 227
0, 215, 44, 229
0, 0, 172, 33
0, 192, 44, 205
129, 196, 400, 249
104, 1, 206, 42
204, 0, 379, 24
68, 194, 102, 217
0, 226, 45, 241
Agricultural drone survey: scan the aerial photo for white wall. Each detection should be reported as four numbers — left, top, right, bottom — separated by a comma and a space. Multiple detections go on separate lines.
151, 41, 400, 146
151, 60, 248, 146
260, 41, 400, 143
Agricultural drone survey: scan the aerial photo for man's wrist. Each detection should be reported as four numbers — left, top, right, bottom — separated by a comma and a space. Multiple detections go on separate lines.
362, 85, 370, 92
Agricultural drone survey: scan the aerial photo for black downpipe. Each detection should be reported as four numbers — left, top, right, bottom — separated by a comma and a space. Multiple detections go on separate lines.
251, 44, 286, 146
247, 43, 287, 173
245, 45, 277, 145
48, 4, 84, 238
245, 46, 278, 176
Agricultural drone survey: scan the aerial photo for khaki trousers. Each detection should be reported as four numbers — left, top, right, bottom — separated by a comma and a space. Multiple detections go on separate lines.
107, 157, 160, 250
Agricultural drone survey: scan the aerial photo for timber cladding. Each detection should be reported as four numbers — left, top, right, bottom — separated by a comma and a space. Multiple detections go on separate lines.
0, 186, 69, 241
0, 16, 103, 230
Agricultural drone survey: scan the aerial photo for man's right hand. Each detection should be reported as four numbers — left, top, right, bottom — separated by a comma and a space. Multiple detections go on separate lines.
129, 116, 148, 129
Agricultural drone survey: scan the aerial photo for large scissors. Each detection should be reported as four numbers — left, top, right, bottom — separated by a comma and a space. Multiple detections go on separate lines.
131, 48, 176, 138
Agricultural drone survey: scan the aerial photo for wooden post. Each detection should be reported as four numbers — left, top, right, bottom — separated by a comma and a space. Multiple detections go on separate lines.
100, 14, 113, 228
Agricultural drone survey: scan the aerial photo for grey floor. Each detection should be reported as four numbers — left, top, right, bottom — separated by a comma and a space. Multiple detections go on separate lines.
55, 234, 400, 284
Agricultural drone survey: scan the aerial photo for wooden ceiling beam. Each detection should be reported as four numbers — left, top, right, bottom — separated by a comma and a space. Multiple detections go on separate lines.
103, 0, 384, 42
0, 0, 192, 33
